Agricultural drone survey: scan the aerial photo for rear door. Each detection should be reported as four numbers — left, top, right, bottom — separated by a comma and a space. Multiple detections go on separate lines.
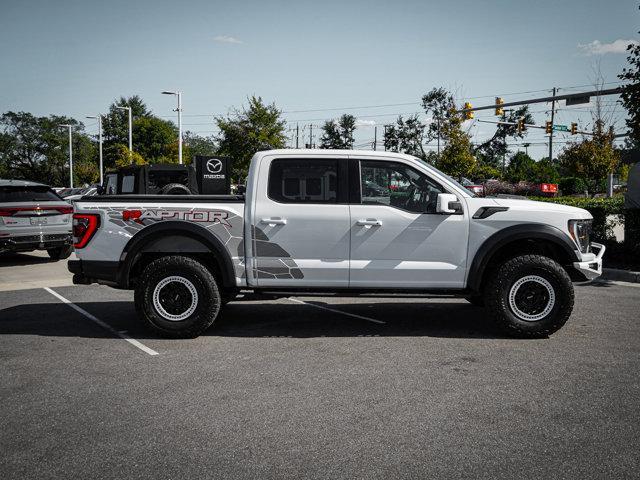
349, 156, 469, 288
0, 186, 72, 233
251, 155, 350, 287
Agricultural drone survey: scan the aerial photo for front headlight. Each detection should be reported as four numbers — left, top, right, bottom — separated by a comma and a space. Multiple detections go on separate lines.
568, 219, 592, 253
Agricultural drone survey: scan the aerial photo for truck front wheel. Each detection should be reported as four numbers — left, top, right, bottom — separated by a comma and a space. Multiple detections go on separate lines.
485, 254, 574, 338
134, 255, 221, 338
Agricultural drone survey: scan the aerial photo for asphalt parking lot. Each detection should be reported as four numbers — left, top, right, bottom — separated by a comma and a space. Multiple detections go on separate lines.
1, 254, 640, 479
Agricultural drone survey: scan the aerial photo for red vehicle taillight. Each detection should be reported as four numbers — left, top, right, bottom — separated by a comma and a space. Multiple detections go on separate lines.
0, 206, 73, 216
73, 213, 100, 248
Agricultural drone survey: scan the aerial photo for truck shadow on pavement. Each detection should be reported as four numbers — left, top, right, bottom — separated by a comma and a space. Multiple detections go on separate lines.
0, 298, 513, 340
0, 253, 57, 267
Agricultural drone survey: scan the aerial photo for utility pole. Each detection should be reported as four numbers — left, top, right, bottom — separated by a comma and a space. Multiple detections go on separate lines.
116, 106, 133, 162
383, 125, 387, 151
86, 115, 104, 185
296, 123, 299, 149
59, 125, 73, 188
373, 126, 377, 150
548, 87, 556, 160
309, 124, 313, 148
162, 90, 183, 164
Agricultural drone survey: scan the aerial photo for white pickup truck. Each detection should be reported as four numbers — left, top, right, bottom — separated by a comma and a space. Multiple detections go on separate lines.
69, 149, 604, 338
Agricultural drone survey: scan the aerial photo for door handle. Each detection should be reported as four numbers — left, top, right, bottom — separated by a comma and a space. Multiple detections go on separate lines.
261, 218, 287, 225
357, 219, 382, 226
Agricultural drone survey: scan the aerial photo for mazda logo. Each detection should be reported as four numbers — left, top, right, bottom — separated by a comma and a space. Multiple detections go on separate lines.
206, 159, 223, 174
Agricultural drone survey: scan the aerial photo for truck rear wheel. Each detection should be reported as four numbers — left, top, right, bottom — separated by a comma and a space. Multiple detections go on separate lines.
485, 254, 574, 338
134, 255, 221, 338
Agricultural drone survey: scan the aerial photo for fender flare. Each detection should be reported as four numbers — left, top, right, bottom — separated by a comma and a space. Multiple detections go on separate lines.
118, 221, 236, 288
467, 223, 580, 292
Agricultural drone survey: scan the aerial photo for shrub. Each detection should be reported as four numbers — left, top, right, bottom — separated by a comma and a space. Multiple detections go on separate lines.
530, 196, 624, 243
485, 180, 537, 196
558, 177, 587, 195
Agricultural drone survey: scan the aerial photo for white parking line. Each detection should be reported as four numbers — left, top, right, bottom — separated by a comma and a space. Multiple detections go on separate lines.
44, 287, 159, 356
287, 297, 386, 324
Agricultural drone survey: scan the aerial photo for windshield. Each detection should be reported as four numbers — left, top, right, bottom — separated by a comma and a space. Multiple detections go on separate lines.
413, 157, 476, 197
0, 186, 62, 202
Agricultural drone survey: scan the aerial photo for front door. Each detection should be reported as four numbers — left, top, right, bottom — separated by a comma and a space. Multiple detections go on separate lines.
252, 156, 350, 287
349, 157, 469, 289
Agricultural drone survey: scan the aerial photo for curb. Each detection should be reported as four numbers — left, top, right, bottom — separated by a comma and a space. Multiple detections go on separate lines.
601, 268, 640, 284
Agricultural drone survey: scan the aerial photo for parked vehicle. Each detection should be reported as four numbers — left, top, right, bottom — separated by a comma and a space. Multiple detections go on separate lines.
69, 150, 604, 338
460, 177, 485, 196
100, 165, 197, 196
64, 186, 98, 202
0, 179, 73, 259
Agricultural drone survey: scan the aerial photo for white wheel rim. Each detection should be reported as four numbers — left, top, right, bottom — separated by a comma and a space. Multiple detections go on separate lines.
152, 276, 199, 322
508, 275, 555, 322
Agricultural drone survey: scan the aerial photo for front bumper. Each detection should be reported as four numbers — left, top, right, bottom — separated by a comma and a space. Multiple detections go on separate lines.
572, 242, 605, 280
0, 233, 72, 253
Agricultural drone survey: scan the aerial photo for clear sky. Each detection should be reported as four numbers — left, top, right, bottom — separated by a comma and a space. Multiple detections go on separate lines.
0, 0, 637, 159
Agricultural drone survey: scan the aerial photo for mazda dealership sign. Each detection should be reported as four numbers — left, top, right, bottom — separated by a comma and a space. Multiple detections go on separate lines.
195, 155, 231, 194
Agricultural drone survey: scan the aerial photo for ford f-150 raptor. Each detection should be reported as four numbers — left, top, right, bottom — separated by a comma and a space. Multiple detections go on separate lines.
68, 150, 604, 338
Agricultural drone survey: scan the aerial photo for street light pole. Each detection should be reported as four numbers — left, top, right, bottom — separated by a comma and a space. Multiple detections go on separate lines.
59, 124, 73, 188
162, 91, 183, 164
86, 115, 104, 184
116, 106, 133, 162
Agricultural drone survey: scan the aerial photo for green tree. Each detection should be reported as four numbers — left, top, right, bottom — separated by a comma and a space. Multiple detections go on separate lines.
619, 20, 640, 147
114, 145, 147, 167
558, 128, 619, 194
436, 114, 476, 178
383, 114, 427, 159
0, 111, 96, 186
421, 87, 456, 147
133, 116, 178, 164
530, 157, 560, 184
506, 151, 536, 182
320, 114, 356, 149
215, 96, 286, 179
474, 106, 534, 166
183, 131, 217, 163
102, 95, 150, 169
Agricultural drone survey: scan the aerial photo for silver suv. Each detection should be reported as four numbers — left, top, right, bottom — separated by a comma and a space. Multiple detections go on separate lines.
0, 179, 73, 260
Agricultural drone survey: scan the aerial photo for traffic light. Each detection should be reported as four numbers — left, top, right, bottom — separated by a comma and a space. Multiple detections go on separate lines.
495, 97, 504, 116
571, 122, 578, 135
516, 118, 526, 133
463, 102, 474, 120
545, 121, 552, 134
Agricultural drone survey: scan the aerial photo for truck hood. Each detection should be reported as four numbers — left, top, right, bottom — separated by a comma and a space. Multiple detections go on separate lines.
490, 197, 591, 219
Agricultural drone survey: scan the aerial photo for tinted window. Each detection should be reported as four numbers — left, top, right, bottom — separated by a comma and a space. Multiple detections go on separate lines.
104, 174, 117, 195
121, 174, 135, 194
360, 161, 445, 213
0, 186, 61, 202
268, 159, 339, 203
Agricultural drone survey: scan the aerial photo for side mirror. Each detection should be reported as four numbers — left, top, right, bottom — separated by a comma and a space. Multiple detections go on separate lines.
436, 193, 461, 214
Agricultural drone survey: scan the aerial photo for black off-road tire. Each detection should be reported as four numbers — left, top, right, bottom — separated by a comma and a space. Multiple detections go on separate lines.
159, 183, 191, 195
134, 255, 221, 338
465, 295, 485, 307
47, 246, 72, 261
485, 254, 574, 338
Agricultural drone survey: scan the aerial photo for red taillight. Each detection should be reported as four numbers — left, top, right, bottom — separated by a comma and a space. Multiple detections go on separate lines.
73, 213, 100, 248
0, 206, 73, 216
